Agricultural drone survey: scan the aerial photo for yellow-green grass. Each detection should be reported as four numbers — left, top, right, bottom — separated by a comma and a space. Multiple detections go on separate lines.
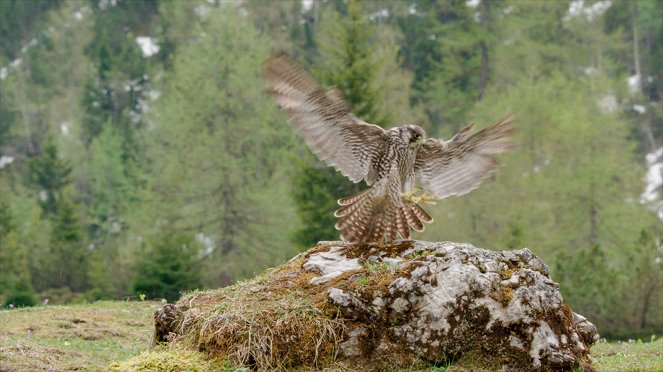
0, 301, 159, 371
1, 300, 662, 371
590, 337, 663, 372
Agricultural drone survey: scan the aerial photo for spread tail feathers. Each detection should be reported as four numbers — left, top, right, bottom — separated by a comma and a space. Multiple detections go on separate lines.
335, 188, 433, 243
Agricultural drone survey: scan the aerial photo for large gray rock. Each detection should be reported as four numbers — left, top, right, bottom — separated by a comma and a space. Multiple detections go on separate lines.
153, 241, 598, 371
305, 241, 598, 370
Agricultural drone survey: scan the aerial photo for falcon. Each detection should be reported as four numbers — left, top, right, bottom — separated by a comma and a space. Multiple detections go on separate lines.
264, 55, 515, 243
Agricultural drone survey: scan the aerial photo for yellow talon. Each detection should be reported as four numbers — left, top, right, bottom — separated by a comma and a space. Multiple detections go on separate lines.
400, 188, 437, 205
415, 191, 437, 205
400, 187, 422, 201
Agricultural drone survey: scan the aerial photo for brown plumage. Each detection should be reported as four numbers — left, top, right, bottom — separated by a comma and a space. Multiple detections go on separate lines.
264, 54, 515, 243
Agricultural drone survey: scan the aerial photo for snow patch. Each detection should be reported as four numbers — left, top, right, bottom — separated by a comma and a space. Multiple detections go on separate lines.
98, 0, 118, 10
628, 74, 641, 93
641, 148, 663, 221
20, 38, 38, 54
567, 0, 612, 22
10, 58, 22, 69
0, 155, 15, 169
633, 104, 646, 114
598, 94, 618, 113
466, 0, 480, 8
196, 233, 215, 256
135, 37, 160, 58
301, 0, 313, 12
369, 8, 389, 21
148, 89, 161, 101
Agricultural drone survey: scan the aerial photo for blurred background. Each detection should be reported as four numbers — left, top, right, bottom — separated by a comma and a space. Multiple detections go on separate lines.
0, 0, 660, 338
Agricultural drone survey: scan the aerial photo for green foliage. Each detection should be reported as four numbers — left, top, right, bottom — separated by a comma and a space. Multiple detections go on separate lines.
422, 0, 492, 128
132, 232, 202, 303
3, 280, 37, 308
85, 251, 113, 301
47, 196, 88, 291
28, 136, 72, 216
86, 124, 132, 241
0, 200, 36, 307
0, 0, 60, 60
143, 4, 299, 285
0, 0, 660, 337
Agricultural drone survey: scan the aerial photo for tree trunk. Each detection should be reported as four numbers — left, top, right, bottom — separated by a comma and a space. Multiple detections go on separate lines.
478, 0, 491, 100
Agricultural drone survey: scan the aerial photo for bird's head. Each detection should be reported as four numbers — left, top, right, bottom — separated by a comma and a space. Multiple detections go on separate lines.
403, 125, 426, 148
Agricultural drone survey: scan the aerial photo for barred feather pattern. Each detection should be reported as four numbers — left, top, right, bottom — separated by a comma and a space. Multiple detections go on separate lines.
415, 114, 515, 199
264, 54, 513, 243
264, 54, 389, 185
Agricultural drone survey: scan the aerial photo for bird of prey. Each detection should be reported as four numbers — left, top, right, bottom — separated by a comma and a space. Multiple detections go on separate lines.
264, 55, 515, 243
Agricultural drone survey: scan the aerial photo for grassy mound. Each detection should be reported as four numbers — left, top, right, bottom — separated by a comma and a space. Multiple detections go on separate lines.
150, 241, 479, 370
165, 255, 347, 369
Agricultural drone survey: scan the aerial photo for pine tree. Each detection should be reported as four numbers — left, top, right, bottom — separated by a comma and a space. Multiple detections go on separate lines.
28, 136, 72, 217
131, 232, 202, 303
48, 196, 88, 291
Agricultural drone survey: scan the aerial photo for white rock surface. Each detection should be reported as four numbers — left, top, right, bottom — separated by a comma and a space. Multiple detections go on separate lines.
304, 240, 598, 370
303, 245, 362, 283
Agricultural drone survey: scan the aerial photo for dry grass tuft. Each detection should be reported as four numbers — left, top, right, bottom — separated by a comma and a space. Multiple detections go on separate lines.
170, 271, 345, 370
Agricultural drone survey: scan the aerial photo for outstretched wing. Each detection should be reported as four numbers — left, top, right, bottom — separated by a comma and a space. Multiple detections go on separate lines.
264, 54, 388, 184
415, 114, 515, 199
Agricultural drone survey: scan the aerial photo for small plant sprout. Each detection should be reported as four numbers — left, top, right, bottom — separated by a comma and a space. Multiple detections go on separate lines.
357, 276, 370, 287
139, 294, 146, 301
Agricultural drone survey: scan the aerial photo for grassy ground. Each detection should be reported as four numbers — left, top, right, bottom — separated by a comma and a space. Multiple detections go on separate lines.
1, 301, 661, 371
590, 337, 663, 372
0, 300, 159, 371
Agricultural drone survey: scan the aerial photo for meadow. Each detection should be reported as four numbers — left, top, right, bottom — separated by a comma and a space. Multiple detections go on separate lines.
1, 301, 661, 371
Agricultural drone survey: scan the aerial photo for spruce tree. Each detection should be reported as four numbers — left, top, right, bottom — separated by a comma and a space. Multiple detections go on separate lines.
48, 197, 88, 291
131, 232, 202, 303
28, 136, 72, 217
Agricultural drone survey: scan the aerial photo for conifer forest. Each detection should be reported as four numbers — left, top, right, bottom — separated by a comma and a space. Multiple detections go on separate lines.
0, 0, 661, 338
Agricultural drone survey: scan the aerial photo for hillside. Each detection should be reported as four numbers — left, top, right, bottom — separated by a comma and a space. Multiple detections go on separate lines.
1, 301, 661, 371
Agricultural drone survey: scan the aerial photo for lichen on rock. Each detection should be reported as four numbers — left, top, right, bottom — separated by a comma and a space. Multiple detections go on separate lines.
150, 241, 598, 371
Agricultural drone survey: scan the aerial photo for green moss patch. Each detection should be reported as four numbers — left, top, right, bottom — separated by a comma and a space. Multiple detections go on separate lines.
107, 346, 231, 371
